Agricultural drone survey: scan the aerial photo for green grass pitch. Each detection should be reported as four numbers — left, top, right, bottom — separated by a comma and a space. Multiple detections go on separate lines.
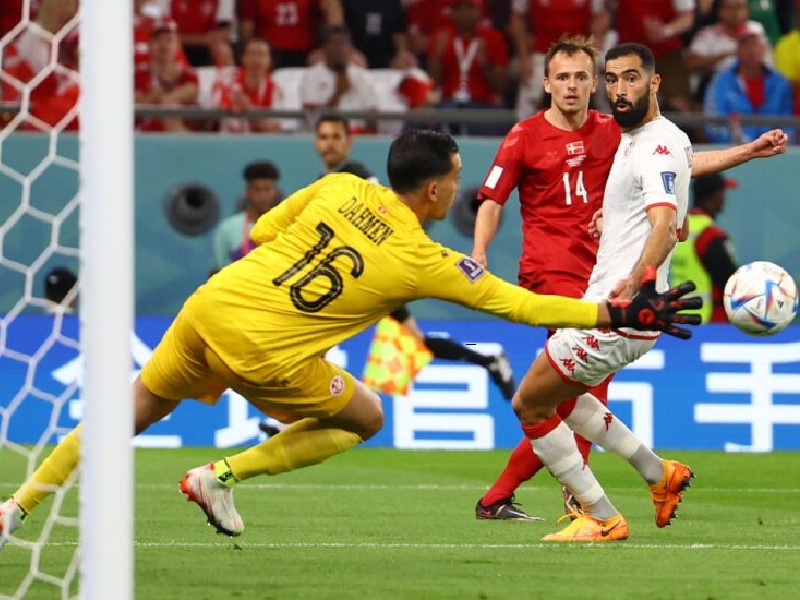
1, 448, 798, 599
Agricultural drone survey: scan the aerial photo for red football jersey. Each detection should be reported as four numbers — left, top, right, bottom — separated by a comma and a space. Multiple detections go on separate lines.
478, 110, 621, 296
171, 0, 223, 35
241, 0, 322, 53
523, 0, 596, 54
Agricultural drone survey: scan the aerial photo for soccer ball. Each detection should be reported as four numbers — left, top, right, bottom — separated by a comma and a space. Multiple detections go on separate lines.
723, 261, 798, 335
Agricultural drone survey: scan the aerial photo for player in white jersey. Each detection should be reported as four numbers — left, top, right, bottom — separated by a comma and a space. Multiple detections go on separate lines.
586, 118, 691, 304
509, 43, 699, 542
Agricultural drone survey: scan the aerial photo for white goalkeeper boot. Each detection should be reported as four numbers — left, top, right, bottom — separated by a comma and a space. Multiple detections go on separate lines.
179, 463, 244, 537
0, 499, 26, 551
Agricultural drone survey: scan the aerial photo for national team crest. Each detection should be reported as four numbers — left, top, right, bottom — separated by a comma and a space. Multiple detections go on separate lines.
565, 140, 585, 155
330, 375, 345, 396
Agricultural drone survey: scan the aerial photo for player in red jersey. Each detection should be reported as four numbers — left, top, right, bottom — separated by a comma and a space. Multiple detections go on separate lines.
472, 34, 789, 520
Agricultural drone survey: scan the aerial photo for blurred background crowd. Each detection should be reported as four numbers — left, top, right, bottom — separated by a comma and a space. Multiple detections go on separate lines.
2, 0, 800, 142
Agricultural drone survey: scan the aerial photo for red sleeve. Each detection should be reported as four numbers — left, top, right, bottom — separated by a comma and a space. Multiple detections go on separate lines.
477, 123, 526, 205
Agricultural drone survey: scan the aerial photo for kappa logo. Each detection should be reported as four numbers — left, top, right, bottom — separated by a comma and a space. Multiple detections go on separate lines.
653, 145, 672, 156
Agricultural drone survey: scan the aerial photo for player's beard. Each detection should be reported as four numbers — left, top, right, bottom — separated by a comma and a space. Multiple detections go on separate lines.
610, 94, 650, 129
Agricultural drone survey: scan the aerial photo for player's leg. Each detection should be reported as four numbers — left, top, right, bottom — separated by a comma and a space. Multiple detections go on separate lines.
475, 438, 543, 520
134, 311, 246, 536
515, 328, 656, 541
396, 306, 515, 400
0, 425, 83, 547
422, 335, 515, 400
564, 390, 694, 528
183, 354, 382, 536
558, 377, 612, 516
219, 379, 381, 480
1, 350, 184, 548
475, 390, 598, 521
541, 330, 692, 532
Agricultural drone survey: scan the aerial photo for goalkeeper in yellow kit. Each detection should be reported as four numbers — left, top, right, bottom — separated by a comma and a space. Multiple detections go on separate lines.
0, 130, 700, 542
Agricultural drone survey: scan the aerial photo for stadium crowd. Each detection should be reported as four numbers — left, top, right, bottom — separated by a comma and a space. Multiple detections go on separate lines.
1, 0, 800, 141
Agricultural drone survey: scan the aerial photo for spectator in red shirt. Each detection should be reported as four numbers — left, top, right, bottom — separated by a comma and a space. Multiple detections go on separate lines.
510, 0, 610, 119
406, 0, 492, 68
134, 2, 190, 74
1, 0, 78, 131
428, 0, 509, 135
239, 0, 344, 69
212, 37, 284, 133
134, 19, 199, 132
615, 0, 695, 112
169, 0, 234, 67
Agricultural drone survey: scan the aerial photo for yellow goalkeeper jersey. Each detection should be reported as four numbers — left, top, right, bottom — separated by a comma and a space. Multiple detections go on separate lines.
184, 173, 598, 380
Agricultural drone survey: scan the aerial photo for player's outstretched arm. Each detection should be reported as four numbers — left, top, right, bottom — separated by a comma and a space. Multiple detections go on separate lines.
601, 267, 702, 339
472, 199, 503, 268
692, 129, 788, 177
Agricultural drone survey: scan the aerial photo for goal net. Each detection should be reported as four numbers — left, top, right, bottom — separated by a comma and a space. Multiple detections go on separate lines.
1, 1, 132, 598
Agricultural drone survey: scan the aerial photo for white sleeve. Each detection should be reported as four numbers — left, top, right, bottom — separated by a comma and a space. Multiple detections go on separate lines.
688, 27, 713, 54
511, 0, 528, 15
673, 0, 695, 11
299, 68, 324, 106
591, 0, 607, 13
217, 0, 235, 23
355, 69, 379, 109
637, 140, 686, 211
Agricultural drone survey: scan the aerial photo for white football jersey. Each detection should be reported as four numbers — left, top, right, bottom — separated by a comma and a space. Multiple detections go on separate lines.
585, 116, 691, 300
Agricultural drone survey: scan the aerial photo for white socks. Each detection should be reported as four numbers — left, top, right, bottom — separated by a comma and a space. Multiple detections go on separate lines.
530, 420, 617, 519
565, 393, 664, 484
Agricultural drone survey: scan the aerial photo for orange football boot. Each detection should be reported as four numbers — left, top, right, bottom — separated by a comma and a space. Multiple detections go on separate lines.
541, 513, 629, 542
648, 459, 694, 528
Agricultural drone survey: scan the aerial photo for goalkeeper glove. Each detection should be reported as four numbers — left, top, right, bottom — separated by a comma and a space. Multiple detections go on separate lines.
606, 266, 703, 339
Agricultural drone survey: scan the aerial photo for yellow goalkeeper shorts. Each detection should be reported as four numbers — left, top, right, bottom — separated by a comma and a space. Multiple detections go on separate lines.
140, 310, 356, 423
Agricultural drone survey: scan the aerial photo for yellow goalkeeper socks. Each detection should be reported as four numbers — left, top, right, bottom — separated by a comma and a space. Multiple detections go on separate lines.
224, 418, 363, 482
13, 426, 81, 515
213, 458, 238, 488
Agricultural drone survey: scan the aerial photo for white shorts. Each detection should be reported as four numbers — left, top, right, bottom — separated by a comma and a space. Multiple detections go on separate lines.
545, 328, 659, 388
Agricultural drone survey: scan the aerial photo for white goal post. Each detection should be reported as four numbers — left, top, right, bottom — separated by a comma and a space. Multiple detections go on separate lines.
78, 0, 134, 598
